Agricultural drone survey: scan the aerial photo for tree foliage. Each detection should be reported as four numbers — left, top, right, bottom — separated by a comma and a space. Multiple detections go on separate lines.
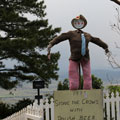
0, 98, 33, 119
0, 102, 11, 119
57, 75, 103, 90
108, 85, 120, 96
57, 78, 69, 90
0, 0, 61, 89
91, 74, 103, 89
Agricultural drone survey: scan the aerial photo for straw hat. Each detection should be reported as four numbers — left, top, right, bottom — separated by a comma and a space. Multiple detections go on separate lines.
71, 15, 87, 29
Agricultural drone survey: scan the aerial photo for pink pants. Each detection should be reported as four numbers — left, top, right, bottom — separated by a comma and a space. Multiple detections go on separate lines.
69, 59, 92, 90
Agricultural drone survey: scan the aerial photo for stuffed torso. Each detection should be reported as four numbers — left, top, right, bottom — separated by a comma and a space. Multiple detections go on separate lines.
49, 30, 108, 62
68, 30, 91, 61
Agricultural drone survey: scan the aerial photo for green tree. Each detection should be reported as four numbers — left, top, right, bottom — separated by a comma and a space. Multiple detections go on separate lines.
108, 85, 120, 95
11, 98, 33, 114
0, 0, 61, 89
57, 75, 103, 90
57, 81, 63, 90
57, 78, 69, 90
0, 102, 11, 119
92, 74, 103, 89
0, 98, 33, 119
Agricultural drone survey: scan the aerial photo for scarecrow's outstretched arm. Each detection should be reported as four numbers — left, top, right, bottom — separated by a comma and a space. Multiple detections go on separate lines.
49, 32, 70, 47
47, 31, 70, 59
110, 0, 120, 5
90, 36, 109, 53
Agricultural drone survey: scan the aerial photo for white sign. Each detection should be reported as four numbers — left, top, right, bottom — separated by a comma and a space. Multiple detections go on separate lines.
54, 89, 103, 120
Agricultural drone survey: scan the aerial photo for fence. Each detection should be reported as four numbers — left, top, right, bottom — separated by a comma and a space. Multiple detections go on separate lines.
3, 98, 54, 120
103, 91, 120, 120
3, 91, 120, 120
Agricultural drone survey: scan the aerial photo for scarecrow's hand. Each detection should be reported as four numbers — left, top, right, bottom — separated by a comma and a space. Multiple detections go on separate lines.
105, 49, 112, 58
47, 44, 52, 60
47, 44, 52, 53
105, 48, 109, 54
47, 53, 51, 60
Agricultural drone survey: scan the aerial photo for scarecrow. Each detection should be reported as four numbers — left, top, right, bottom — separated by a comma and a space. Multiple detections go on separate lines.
47, 15, 109, 90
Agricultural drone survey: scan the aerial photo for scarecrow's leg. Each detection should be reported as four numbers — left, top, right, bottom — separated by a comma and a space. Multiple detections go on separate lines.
81, 60, 92, 90
78, 63, 81, 89
69, 60, 79, 90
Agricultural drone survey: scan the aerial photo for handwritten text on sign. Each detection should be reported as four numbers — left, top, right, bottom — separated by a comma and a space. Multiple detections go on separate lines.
54, 89, 103, 120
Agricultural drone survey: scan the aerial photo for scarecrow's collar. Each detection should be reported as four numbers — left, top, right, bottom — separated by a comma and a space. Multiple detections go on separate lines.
76, 29, 84, 33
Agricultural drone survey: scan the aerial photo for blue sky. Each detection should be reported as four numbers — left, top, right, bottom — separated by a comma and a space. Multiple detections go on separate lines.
44, 0, 120, 72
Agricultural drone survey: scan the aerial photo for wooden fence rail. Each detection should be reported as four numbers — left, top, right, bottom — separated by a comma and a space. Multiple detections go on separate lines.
103, 91, 120, 120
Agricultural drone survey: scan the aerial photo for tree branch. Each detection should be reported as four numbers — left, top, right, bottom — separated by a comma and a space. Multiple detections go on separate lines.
115, 42, 120, 49
106, 52, 120, 68
0, 56, 10, 60
111, 0, 120, 5
0, 69, 16, 72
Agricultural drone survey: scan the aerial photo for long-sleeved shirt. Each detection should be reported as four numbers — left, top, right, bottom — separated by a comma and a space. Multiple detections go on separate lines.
49, 30, 108, 62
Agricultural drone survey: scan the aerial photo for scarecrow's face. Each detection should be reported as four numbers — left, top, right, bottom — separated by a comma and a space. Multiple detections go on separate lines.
73, 19, 85, 29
